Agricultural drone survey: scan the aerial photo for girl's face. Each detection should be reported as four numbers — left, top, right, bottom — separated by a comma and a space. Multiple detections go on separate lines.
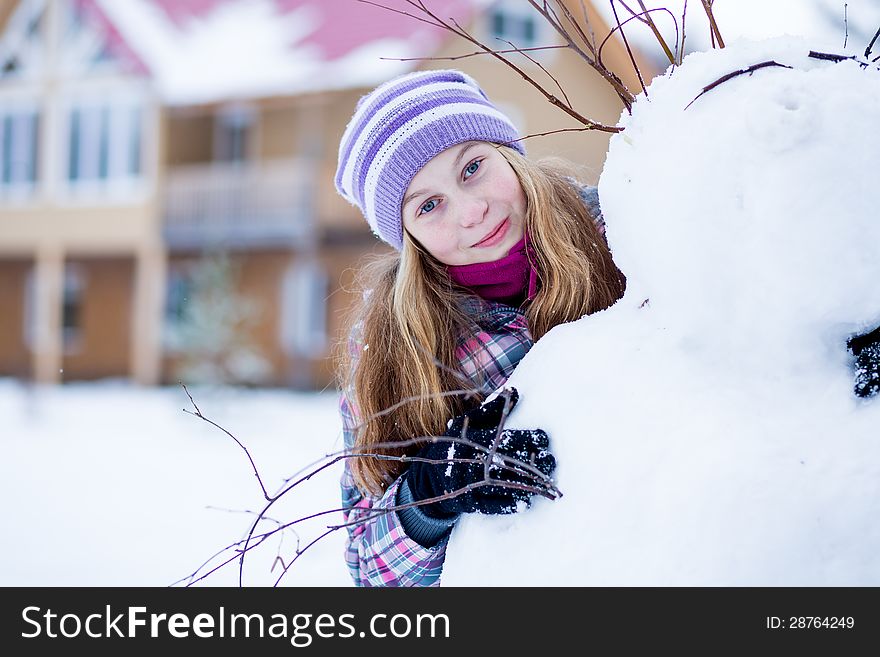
401, 141, 527, 266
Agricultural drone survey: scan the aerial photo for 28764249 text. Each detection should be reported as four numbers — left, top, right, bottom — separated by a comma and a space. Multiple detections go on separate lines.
765, 616, 855, 630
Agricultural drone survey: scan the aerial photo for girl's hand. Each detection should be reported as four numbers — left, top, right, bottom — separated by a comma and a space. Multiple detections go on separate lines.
404, 389, 557, 519
850, 326, 880, 398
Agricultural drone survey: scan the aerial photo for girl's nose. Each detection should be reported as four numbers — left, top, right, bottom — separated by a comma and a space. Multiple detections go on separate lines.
458, 197, 489, 227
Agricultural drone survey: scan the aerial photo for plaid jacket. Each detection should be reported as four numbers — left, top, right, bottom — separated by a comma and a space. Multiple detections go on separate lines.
338, 184, 604, 587
339, 296, 534, 586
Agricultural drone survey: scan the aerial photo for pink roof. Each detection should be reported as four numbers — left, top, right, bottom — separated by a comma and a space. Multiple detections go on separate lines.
272, 0, 477, 61
83, 0, 485, 102
146, 0, 479, 60
75, 0, 150, 75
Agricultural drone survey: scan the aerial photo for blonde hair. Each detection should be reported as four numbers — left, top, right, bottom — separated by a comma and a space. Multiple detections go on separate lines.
337, 145, 625, 495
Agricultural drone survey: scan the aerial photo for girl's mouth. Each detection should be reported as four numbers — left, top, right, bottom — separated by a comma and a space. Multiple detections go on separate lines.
472, 218, 509, 248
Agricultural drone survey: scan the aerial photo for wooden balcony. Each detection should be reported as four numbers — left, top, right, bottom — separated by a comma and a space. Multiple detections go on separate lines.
163, 159, 315, 250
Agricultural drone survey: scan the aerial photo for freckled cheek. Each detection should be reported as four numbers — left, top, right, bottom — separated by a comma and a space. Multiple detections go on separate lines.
433, 229, 461, 256
416, 225, 459, 259
493, 172, 526, 212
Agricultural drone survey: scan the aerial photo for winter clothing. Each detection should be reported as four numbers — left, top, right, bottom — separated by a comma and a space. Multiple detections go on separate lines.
339, 295, 534, 586
338, 185, 606, 587
443, 181, 606, 305
405, 388, 555, 519
334, 69, 525, 250
446, 234, 539, 305
849, 326, 880, 398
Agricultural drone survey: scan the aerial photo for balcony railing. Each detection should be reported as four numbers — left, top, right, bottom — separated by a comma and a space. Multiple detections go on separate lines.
163, 158, 315, 250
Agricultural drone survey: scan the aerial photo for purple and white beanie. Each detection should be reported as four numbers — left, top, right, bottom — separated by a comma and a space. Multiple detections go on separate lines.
335, 69, 525, 250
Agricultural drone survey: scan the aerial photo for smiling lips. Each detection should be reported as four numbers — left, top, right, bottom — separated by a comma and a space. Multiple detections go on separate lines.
472, 218, 509, 248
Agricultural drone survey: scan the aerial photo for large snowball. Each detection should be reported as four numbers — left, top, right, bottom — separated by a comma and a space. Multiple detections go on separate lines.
441, 38, 880, 586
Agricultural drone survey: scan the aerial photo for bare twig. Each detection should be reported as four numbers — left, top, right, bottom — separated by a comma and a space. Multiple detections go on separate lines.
273, 528, 338, 585
382, 44, 567, 63
513, 127, 599, 141
807, 50, 878, 70
808, 50, 856, 63
181, 382, 271, 500
499, 37, 573, 109
599, 7, 674, 92
180, 385, 560, 586
701, 0, 725, 48
183, 456, 558, 588
577, 0, 598, 54
484, 392, 511, 479
526, 0, 636, 111
614, 3, 680, 70
684, 60, 792, 110
363, 0, 621, 131
866, 26, 880, 60
283, 449, 562, 587
357, 0, 438, 28
680, 0, 689, 65
632, 0, 676, 65
554, 0, 598, 57
352, 387, 481, 426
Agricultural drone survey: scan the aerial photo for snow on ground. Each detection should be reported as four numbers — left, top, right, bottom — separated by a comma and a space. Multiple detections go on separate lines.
0, 378, 351, 587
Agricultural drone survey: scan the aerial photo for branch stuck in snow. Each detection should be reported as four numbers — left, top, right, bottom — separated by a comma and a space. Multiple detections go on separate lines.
684, 60, 793, 110
176, 385, 561, 587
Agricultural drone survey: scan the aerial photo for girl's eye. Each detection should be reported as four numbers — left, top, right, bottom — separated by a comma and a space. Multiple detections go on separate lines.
418, 199, 438, 216
463, 158, 483, 179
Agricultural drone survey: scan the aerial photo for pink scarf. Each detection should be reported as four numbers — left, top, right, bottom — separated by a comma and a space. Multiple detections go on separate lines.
446, 234, 538, 305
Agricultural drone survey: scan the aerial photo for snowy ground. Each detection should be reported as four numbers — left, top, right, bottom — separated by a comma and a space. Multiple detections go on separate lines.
0, 378, 351, 587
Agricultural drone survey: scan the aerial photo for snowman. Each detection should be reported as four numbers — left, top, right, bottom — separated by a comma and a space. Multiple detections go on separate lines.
441, 37, 880, 585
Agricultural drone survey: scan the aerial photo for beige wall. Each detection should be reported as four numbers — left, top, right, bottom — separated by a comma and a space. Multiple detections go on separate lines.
0, 0, 17, 32
163, 250, 301, 388
314, 89, 373, 235
163, 93, 369, 237
0, 203, 162, 255
419, 1, 659, 183
60, 257, 134, 381
237, 249, 291, 382
316, 239, 392, 387
165, 99, 321, 165
259, 103, 300, 159
160, 243, 385, 390
0, 259, 32, 378
165, 113, 215, 166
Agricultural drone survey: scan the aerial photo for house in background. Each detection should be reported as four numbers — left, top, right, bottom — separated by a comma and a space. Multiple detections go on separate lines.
0, 0, 656, 389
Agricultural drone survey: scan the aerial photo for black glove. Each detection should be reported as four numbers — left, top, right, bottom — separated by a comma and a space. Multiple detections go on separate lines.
405, 388, 556, 520
849, 326, 880, 399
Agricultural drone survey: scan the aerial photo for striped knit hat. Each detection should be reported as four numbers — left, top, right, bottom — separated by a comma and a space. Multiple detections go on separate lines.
335, 69, 525, 250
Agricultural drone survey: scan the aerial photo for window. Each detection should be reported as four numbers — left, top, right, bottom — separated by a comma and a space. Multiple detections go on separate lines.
60, 0, 130, 75
162, 266, 195, 351
0, 106, 39, 196
0, 0, 46, 81
280, 261, 328, 357
214, 105, 256, 163
65, 100, 143, 189
22, 266, 35, 351
488, 1, 542, 49
61, 265, 84, 351
21, 261, 85, 353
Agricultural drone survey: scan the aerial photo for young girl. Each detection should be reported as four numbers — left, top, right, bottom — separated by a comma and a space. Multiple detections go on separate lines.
334, 69, 625, 586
